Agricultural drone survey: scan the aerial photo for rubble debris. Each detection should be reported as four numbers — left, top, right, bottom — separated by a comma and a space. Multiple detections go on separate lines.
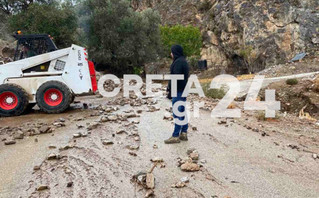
171, 181, 187, 188
67, 182, 73, 188
151, 157, 164, 163
129, 152, 137, 156
47, 153, 61, 160
180, 176, 190, 183
145, 189, 154, 198
163, 112, 173, 121
146, 173, 155, 189
87, 122, 100, 130
39, 126, 51, 134
181, 162, 200, 172
37, 185, 49, 191
33, 165, 41, 171
312, 154, 318, 159
102, 140, 114, 145
4, 139, 16, 145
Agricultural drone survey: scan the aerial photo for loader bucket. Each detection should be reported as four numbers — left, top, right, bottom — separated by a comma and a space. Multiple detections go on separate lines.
88, 61, 97, 93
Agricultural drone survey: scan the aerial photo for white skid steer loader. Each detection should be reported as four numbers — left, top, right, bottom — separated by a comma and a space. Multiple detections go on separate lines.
0, 34, 97, 117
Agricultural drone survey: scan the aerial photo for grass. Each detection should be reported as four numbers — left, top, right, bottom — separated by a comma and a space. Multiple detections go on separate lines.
286, 78, 298, 85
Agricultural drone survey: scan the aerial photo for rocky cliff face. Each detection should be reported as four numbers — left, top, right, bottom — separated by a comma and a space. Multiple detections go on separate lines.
132, 0, 319, 74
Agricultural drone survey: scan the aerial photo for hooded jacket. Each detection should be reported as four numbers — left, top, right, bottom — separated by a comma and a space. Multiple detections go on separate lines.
167, 45, 189, 99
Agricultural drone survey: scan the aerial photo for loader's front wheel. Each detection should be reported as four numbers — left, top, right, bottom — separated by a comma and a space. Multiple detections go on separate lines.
36, 81, 72, 114
0, 84, 29, 117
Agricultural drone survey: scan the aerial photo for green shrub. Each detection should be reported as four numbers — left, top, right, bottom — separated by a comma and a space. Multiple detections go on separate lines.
160, 25, 202, 57
202, 83, 226, 99
286, 78, 298, 85
187, 56, 200, 71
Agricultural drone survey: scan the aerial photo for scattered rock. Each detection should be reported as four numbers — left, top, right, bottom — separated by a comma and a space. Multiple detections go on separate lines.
189, 151, 199, 161
33, 165, 41, 171
87, 122, 100, 130
181, 162, 200, 172
313, 153, 318, 159
48, 145, 57, 149
146, 173, 155, 189
67, 182, 73, 188
47, 153, 60, 160
145, 189, 154, 198
171, 181, 186, 188
129, 152, 137, 156
39, 126, 51, 134
37, 185, 49, 191
180, 176, 190, 183
4, 139, 16, 145
151, 157, 164, 163
102, 140, 114, 145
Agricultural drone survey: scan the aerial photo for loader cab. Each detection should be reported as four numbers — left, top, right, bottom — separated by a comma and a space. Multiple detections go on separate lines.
13, 34, 58, 61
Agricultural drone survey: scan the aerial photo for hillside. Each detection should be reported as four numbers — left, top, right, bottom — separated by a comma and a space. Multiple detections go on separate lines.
132, 0, 319, 74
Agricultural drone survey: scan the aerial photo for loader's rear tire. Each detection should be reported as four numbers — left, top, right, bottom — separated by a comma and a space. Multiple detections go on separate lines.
0, 84, 29, 117
36, 81, 72, 114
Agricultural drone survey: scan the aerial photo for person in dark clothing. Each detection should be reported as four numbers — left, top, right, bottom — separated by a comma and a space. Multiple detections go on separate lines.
165, 45, 190, 144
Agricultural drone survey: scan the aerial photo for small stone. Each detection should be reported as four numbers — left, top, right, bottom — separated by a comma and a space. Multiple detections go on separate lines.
153, 144, 158, 149
146, 173, 155, 189
47, 153, 60, 160
13, 131, 24, 139
102, 140, 114, 145
33, 165, 41, 171
67, 182, 73, 188
48, 145, 57, 149
313, 154, 318, 159
129, 152, 137, 156
181, 162, 200, 172
171, 181, 186, 188
73, 133, 81, 138
151, 157, 164, 162
145, 189, 154, 198
180, 176, 190, 183
116, 130, 126, 134
37, 185, 49, 191
187, 148, 196, 155
39, 126, 51, 134
134, 136, 140, 141
4, 139, 16, 145
189, 152, 199, 160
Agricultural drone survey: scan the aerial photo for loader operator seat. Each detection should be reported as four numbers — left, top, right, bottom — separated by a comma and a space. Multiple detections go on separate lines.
13, 34, 58, 61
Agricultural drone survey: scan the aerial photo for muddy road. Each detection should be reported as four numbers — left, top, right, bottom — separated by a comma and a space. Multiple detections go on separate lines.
0, 93, 319, 198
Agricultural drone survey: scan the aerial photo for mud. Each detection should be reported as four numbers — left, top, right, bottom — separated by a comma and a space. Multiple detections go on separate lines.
0, 90, 319, 197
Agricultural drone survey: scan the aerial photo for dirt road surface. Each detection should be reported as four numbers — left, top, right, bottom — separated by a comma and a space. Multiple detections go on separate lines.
0, 91, 319, 197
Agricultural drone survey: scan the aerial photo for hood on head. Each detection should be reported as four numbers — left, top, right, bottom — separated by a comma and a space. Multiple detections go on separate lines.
171, 45, 184, 60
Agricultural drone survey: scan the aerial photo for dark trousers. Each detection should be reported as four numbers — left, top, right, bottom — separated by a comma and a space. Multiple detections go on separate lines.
172, 92, 188, 137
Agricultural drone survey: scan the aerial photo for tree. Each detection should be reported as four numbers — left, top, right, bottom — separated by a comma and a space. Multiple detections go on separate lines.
160, 25, 202, 57
0, 0, 53, 15
8, 2, 77, 48
81, 0, 162, 74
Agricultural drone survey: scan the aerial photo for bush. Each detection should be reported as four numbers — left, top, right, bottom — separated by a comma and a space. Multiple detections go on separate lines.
187, 56, 200, 71
202, 83, 226, 99
8, 2, 77, 48
82, 0, 162, 74
160, 25, 202, 57
286, 78, 298, 85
